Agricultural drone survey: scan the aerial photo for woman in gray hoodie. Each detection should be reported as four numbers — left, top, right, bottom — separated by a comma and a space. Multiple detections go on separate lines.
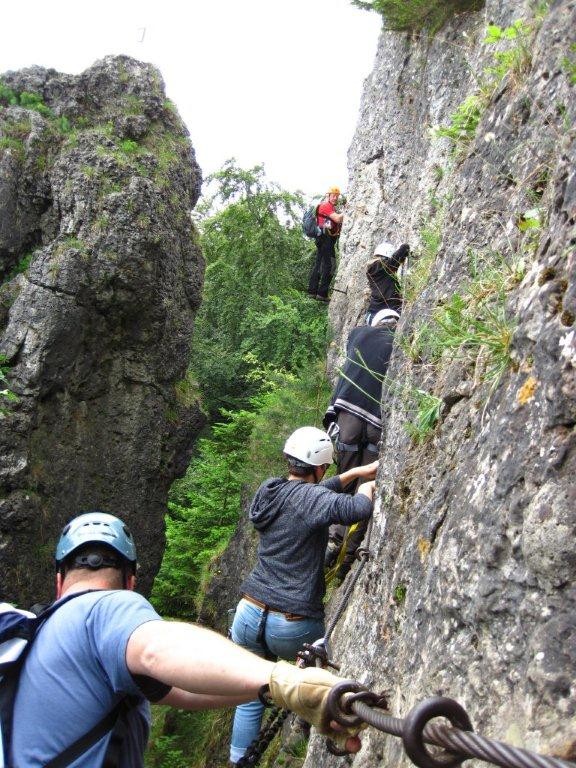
229, 426, 377, 765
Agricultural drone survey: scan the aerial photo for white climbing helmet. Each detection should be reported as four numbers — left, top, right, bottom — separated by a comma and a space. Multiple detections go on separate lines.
283, 426, 334, 466
373, 241, 395, 259
370, 308, 400, 327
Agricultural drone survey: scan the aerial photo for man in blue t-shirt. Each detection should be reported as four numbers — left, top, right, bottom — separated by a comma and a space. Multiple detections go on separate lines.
10, 512, 364, 767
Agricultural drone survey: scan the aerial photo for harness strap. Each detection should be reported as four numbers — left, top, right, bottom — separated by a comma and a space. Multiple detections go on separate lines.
337, 441, 360, 452
45, 696, 130, 768
34, 592, 134, 768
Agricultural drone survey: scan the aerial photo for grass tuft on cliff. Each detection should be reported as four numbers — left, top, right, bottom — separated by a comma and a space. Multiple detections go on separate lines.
350, 0, 484, 32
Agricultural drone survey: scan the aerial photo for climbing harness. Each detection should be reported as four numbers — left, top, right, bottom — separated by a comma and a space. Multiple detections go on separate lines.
324, 683, 574, 768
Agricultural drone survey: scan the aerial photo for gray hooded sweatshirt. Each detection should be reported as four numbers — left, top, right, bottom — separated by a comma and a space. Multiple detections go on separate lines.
240, 475, 373, 619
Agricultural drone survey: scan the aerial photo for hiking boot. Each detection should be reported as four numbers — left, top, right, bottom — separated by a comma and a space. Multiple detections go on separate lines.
315, 294, 330, 303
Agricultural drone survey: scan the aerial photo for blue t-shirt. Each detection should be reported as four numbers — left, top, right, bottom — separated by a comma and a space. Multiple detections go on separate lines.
11, 589, 163, 768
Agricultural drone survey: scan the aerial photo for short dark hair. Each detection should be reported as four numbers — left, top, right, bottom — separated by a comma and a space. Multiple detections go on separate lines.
286, 459, 315, 477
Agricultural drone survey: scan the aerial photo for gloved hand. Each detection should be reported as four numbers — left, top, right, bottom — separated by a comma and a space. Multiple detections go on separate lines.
268, 661, 363, 744
393, 243, 410, 264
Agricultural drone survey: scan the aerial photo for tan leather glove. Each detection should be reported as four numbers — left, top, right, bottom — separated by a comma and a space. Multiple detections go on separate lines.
268, 660, 359, 737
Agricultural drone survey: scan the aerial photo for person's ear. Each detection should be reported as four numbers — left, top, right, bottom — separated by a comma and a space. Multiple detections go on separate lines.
126, 573, 137, 592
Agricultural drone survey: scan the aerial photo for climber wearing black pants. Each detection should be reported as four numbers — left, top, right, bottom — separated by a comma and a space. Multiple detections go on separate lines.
323, 308, 398, 578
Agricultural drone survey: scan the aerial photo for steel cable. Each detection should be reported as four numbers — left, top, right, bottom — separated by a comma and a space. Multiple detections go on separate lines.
324, 518, 373, 643
349, 699, 574, 768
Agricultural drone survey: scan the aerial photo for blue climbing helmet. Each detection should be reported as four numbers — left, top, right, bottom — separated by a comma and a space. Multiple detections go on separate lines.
55, 511, 137, 566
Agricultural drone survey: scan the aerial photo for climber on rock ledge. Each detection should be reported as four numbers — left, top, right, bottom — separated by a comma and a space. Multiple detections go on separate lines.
228, 426, 377, 765
308, 186, 344, 302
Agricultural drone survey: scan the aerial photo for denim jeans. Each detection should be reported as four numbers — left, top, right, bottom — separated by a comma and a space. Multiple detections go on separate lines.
229, 598, 324, 763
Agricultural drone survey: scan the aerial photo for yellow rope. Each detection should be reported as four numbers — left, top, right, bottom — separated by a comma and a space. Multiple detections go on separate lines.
324, 522, 359, 584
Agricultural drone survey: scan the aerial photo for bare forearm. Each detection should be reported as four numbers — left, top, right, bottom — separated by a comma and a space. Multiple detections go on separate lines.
160, 687, 255, 710
127, 620, 274, 697
338, 467, 364, 487
338, 459, 378, 489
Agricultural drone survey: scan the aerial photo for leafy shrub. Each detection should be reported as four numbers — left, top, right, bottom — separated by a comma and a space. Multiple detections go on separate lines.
433, 290, 515, 383
17, 91, 53, 117
119, 138, 139, 154
408, 254, 520, 384
434, 18, 540, 152
482, 20, 532, 89
434, 94, 483, 145
239, 291, 329, 372
350, 0, 483, 32
56, 115, 72, 133
0, 82, 18, 106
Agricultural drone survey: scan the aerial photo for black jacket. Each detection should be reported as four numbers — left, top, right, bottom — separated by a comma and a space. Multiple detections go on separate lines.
324, 325, 394, 430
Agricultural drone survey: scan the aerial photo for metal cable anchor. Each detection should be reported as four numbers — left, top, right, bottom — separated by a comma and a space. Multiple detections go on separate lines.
403, 696, 474, 768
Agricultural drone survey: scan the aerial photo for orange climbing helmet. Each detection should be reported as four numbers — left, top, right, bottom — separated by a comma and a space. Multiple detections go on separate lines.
327, 186, 341, 195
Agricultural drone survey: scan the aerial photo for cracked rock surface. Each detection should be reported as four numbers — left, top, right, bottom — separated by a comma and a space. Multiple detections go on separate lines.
306, 1, 575, 765
0, 56, 205, 600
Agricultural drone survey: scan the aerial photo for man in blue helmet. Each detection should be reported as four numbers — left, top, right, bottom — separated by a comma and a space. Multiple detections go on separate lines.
10, 511, 364, 767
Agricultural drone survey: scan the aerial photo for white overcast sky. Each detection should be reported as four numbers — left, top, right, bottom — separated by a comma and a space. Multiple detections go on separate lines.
0, 0, 382, 199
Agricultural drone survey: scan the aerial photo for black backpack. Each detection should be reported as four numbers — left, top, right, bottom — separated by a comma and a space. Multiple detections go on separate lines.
0, 593, 132, 768
302, 205, 321, 238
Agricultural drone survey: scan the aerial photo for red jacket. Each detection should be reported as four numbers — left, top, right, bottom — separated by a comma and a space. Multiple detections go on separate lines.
316, 201, 341, 236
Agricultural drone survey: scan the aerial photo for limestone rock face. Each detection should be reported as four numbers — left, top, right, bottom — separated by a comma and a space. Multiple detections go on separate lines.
202, 5, 574, 762
307, 0, 575, 765
0, 56, 205, 601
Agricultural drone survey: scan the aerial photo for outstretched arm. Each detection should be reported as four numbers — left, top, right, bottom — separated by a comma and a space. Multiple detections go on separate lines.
127, 621, 362, 752
338, 459, 378, 491
329, 211, 344, 224
127, 620, 273, 704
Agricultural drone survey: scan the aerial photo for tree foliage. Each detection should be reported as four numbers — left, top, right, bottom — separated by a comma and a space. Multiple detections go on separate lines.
191, 160, 327, 417
151, 410, 254, 618
151, 163, 332, 622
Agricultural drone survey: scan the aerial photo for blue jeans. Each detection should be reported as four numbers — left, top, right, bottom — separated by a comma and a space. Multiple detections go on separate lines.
229, 598, 324, 763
